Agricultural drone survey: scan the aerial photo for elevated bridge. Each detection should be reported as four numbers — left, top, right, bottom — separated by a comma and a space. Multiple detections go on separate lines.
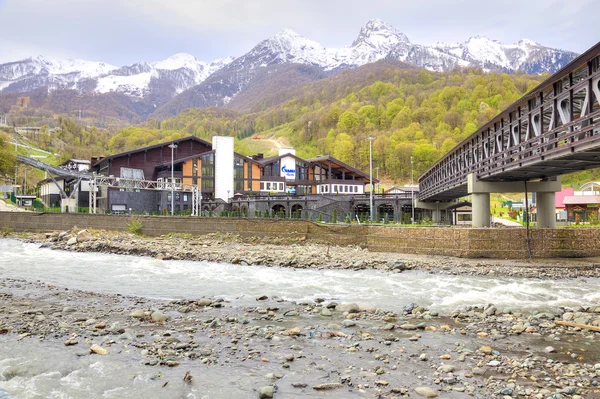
418, 42, 600, 227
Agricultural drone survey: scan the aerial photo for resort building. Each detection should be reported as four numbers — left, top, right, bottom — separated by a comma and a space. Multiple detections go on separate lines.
82, 135, 382, 216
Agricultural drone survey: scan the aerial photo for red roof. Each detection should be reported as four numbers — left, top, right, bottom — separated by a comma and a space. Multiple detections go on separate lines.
555, 187, 574, 209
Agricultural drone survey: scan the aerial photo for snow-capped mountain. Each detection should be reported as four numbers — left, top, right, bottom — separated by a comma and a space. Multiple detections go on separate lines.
431, 36, 576, 73
217, 18, 576, 74
94, 54, 234, 98
0, 18, 578, 118
0, 55, 117, 92
0, 53, 233, 98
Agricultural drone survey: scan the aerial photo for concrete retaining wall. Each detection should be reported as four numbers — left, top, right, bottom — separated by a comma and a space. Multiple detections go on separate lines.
1, 212, 598, 259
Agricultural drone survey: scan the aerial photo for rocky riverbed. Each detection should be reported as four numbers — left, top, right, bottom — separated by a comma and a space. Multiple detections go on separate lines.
1, 230, 600, 398
1, 276, 600, 398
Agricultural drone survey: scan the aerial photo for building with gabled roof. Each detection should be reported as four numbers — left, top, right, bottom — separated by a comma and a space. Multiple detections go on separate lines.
84, 136, 380, 216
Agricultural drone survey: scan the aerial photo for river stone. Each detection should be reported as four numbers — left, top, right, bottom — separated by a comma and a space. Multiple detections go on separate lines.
198, 298, 212, 307
439, 364, 456, 373
483, 306, 497, 316
403, 302, 416, 313
342, 319, 356, 327
151, 311, 168, 322
321, 309, 332, 316
340, 303, 360, 313
545, 346, 556, 353
313, 383, 344, 390
76, 231, 93, 243
129, 309, 145, 319
399, 323, 417, 330
90, 344, 108, 355
66, 237, 77, 246
414, 386, 438, 397
258, 386, 274, 398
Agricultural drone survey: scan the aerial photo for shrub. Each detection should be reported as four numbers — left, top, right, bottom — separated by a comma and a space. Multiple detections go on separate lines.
317, 213, 323, 223
345, 214, 351, 224
332, 209, 338, 224
127, 217, 143, 235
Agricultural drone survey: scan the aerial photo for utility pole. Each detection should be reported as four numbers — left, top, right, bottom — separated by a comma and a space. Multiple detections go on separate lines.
411, 156, 415, 224
367, 136, 375, 223
168, 143, 178, 216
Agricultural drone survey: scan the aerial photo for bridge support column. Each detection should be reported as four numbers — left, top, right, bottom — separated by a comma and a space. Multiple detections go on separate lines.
468, 173, 561, 228
471, 193, 491, 228
536, 191, 556, 228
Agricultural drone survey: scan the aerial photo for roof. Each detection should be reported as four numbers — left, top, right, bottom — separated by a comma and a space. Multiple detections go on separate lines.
306, 155, 379, 183
562, 195, 600, 205
92, 136, 212, 165
156, 150, 215, 168
385, 185, 417, 193
580, 182, 600, 192
555, 187, 574, 209
255, 152, 307, 166
446, 201, 472, 210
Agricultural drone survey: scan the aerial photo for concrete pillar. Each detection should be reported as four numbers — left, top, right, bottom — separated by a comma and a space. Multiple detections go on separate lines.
212, 136, 234, 202
536, 191, 556, 228
61, 198, 77, 213
472, 192, 490, 228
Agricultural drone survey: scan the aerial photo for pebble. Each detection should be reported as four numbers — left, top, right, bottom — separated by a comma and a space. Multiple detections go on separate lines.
89, 344, 108, 355
258, 386, 274, 398
414, 386, 438, 398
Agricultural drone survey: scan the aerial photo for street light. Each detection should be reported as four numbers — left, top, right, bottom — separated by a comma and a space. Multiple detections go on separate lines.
168, 143, 178, 216
367, 136, 375, 223
411, 156, 415, 224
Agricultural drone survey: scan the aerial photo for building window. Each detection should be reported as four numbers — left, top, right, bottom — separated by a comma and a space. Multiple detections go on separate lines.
201, 178, 214, 190
183, 194, 188, 202
167, 193, 172, 201
333, 185, 337, 193
192, 159, 198, 176
266, 182, 271, 190
234, 180, 243, 191
260, 182, 265, 190
354, 186, 358, 193
201, 153, 214, 177
175, 193, 180, 201
279, 183, 284, 190
234, 157, 244, 179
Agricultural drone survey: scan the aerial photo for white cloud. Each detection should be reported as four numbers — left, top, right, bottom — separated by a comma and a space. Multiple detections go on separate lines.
0, 0, 597, 65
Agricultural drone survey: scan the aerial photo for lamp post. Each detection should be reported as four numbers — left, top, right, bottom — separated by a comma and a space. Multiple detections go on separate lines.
367, 136, 375, 223
168, 143, 178, 216
411, 156, 415, 224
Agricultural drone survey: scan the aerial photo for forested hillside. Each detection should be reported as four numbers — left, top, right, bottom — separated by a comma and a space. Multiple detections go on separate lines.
108, 63, 545, 181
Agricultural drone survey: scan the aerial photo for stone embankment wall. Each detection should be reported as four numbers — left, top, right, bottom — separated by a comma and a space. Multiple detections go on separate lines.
1, 212, 599, 259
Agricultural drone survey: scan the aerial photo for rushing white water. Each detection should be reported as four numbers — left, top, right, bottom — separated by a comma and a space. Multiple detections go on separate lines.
1, 239, 599, 312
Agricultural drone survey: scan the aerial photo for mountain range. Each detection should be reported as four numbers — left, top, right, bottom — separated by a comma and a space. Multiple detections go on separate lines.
0, 19, 578, 122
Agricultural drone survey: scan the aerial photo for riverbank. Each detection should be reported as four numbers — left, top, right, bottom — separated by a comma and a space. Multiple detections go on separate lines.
1, 274, 600, 398
11, 228, 600, 279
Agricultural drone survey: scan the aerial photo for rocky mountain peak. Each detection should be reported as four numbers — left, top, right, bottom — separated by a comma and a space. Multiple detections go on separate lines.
352, 19, 410, 49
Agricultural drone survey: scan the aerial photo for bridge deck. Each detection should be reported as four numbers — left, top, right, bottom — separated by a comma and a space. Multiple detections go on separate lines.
419, 42, 600, 201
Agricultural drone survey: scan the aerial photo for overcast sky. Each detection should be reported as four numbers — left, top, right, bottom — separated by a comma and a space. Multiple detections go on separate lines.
0, 0, 597, 65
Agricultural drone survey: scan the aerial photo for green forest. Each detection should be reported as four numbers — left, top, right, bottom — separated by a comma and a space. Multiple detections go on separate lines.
109, 68, 545, 181
11, 65, 600, 187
